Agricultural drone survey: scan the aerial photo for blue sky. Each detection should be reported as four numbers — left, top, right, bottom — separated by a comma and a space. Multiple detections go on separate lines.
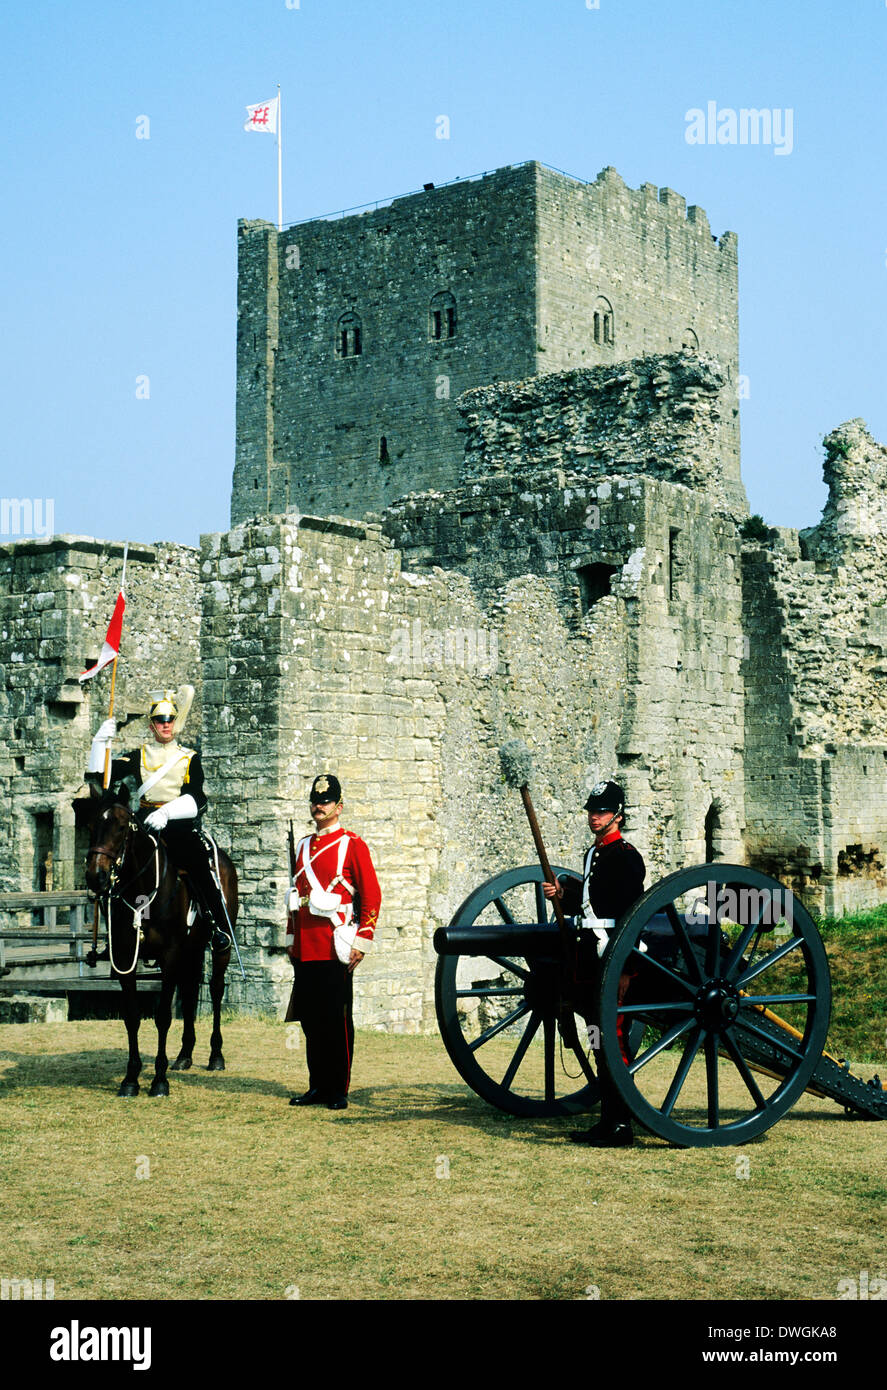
2, 0, 885, 548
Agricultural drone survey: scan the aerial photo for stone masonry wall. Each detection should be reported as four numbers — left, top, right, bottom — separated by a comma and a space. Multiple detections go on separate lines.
535, 164, 742, 510
0, 536, 200, 894
458, 352, 742, 518
199, 515, 444, 1027
385, 466, 745, 888
231, 164, 539, 525
202, 480, 743, 1027
742, 422, 887, 912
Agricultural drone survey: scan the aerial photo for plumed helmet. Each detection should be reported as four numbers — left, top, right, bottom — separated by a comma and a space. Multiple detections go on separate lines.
583, 779, 625, 814
148, 690, 178, 720
148, 685, 194, 736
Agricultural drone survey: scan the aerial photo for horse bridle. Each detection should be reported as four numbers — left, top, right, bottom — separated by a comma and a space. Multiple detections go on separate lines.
86, 811, 166, 975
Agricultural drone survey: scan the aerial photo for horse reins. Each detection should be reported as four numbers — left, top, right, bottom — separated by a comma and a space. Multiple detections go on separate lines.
87, 815, 165, 977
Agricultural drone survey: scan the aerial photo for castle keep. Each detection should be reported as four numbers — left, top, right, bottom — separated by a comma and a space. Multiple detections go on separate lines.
232, 163, 744, 524
2, 162, 885, 1029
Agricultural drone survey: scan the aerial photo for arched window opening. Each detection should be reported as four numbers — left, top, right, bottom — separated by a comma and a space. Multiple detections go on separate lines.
430, 291, 457, 341
593, 296, 615, 348
336, 311, 362, 359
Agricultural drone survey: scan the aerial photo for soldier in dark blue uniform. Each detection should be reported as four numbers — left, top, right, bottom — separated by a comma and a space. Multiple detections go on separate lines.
544, 779, 645, 1147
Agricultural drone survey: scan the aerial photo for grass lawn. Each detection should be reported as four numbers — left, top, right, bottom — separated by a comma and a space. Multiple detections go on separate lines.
1, 1015, 884, 1302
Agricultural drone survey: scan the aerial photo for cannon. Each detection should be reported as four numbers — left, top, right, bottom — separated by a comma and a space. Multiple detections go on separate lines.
434, 861, 887, 1146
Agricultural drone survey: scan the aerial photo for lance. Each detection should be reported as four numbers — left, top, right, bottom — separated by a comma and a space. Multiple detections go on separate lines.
86, 544, 128, 963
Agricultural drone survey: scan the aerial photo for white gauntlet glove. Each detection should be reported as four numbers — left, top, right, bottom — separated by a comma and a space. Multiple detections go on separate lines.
144, 795, 198, 832
87, 718, 117, 773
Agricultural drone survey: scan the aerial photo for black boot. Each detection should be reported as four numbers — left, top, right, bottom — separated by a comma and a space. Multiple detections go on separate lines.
569, 1121, 634, 1147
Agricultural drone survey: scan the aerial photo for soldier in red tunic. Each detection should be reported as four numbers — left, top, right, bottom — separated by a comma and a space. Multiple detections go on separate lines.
285, 774, 381, 1111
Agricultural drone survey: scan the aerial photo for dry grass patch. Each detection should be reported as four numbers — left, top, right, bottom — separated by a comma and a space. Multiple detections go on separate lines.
0, 1018, 884, 1301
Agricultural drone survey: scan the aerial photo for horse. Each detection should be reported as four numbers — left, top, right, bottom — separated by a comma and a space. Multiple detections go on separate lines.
84, 783, 239, 1097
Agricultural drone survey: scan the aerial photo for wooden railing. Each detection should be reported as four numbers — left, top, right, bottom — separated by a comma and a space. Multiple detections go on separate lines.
0, 891, 159, 992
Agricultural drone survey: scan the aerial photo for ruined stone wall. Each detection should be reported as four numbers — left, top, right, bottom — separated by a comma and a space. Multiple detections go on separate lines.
208, 409, 747, 1026
199, 515, 445, 1026
385, 466, 745, 888
0, 536, 200, 894
742, 423, 887, 912
458, 352, 742, 518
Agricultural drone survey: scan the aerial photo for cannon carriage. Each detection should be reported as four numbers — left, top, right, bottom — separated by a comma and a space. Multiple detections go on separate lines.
434, 861, 886, 1147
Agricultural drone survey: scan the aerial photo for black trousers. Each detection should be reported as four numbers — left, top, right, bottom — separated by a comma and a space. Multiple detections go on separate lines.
289, 960, 354, 1097
162, 823, 228, 932
578, 936, 632, 1127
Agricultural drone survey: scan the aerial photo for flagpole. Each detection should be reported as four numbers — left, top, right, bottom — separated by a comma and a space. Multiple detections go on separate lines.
101, 542, 127, 792
91, 543, 128, 964
277, 83, 283, 231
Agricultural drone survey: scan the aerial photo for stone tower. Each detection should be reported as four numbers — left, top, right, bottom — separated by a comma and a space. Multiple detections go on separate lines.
232, 162, 745, 525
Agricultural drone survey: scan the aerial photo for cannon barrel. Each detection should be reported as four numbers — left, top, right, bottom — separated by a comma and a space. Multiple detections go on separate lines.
433, 921, 562, 958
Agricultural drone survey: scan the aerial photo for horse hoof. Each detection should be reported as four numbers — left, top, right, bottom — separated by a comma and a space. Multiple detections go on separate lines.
149, 1079, 170, 1098
170, 1055, 192, 1071
206, 1055, 226, 1072
118, 1082, 140, 1098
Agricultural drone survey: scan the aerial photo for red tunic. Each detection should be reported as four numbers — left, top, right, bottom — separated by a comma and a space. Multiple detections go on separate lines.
286, 827, 381, 963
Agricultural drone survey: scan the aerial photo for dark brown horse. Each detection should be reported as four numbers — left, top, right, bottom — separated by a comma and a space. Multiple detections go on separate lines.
84, 788, 238, 1097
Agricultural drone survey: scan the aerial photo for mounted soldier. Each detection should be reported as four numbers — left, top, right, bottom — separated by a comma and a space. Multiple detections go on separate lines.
88, 685, 231, 954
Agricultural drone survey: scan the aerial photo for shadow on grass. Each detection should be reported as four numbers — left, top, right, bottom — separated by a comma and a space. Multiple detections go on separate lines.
2, 1049, 875, 1149
327, 1082, 603, 1145
0, 1048, 293, 1099
335, 1085, 884, 1149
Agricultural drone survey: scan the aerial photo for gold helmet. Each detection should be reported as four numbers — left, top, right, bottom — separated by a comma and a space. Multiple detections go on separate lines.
148, 685, 194, 736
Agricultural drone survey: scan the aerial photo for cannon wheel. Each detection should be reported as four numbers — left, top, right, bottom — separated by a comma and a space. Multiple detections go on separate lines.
599, 863, 832, 1147
435, 865, 599, 1117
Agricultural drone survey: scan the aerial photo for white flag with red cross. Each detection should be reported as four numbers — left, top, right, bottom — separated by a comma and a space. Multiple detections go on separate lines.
244, 98, 278, 134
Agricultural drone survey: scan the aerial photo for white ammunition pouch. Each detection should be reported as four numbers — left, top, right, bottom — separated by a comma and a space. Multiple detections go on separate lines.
297, 835, 356, 963
309, 886, 346, 916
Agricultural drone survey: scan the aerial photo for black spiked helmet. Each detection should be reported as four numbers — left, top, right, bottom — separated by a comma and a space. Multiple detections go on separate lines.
583, 780, 625, 814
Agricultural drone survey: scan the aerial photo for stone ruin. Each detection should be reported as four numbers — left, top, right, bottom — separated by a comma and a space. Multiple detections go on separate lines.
2, 164, 886, 1031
